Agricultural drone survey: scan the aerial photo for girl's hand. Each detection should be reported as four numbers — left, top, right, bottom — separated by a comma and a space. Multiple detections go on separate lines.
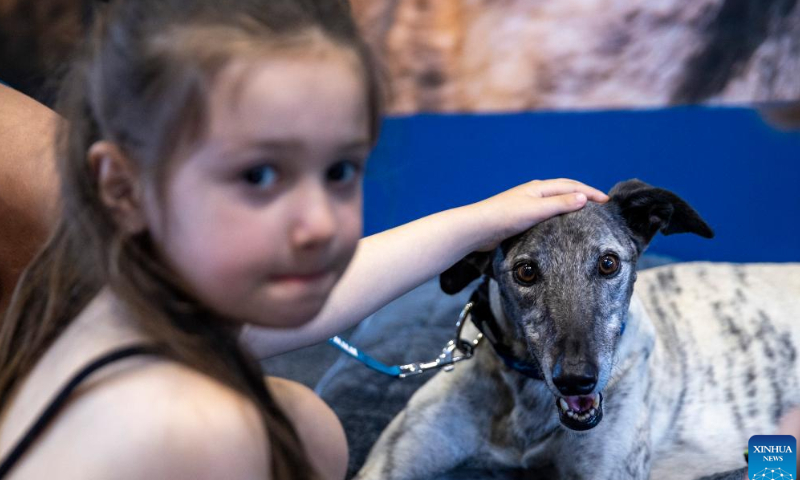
467, 178, 609, 251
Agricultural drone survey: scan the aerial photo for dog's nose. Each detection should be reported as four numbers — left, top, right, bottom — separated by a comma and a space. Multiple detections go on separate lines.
552, 362, 598, 396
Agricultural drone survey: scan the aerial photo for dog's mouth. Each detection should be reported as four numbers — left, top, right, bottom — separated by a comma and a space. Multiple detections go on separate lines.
555, 392, 603, 431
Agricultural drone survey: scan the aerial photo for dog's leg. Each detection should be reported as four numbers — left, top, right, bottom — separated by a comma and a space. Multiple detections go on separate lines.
554, 413, 653, 479
609, 412, 653, 479
695, 468, 748, 480
354, 404, 478, 480
354, 360, 495, 480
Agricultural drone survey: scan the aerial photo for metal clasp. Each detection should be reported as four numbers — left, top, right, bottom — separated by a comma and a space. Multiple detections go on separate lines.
397, 301, 483, 378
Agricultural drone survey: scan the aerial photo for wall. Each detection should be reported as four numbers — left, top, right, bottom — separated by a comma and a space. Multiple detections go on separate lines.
363, 106, 800, 262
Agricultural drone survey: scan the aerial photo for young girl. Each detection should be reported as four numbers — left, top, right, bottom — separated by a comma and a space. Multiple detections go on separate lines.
0, 0, 607, 478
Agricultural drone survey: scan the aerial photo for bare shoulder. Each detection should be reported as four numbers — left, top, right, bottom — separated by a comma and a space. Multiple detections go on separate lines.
21, 358, 270, 479
267, 377, 348, 480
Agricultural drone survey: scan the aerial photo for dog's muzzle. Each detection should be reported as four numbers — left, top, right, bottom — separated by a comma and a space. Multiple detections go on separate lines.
555, 392, 603, 431
466, 281, 606, 431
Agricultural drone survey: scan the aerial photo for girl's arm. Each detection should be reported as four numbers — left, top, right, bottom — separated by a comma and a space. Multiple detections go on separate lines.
242, 179, 607, 358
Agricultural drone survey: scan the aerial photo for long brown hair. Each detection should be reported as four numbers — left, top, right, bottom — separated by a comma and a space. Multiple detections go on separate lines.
0, 0, 382, 477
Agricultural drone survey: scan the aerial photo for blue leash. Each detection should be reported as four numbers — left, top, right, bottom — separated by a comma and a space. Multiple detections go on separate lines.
327, 336, 403, 377
328, 282, 628, 380
327, 301, 482, 378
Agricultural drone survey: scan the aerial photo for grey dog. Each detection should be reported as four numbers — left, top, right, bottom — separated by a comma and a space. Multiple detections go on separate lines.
355, 179, 800, 480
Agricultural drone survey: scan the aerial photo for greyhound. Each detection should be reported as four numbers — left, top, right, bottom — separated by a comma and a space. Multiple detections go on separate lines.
355, 179, 800, 480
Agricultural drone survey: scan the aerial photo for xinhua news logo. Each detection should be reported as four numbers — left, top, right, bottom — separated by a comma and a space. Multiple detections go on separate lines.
748, 435, 796, 480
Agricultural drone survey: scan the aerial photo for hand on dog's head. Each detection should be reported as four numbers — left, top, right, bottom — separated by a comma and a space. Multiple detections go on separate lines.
440, 178, 714, 295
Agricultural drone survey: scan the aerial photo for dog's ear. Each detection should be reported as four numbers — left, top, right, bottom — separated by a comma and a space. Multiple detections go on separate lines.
440, 251, 493, 295
609, 179, 714, 253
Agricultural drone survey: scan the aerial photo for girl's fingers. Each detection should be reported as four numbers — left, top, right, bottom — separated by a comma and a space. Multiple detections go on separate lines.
540, 180, 607, 202
525, 179, 608, 203
529, 192, 588, 222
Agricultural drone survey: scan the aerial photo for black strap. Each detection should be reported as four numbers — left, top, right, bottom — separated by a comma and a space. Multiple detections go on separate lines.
469, 280, 545, 381
0, 345, 163, 478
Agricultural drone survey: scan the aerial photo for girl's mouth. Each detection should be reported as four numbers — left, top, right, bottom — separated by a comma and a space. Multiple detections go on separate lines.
270, 269, 337, 290
273, 271, 330, 282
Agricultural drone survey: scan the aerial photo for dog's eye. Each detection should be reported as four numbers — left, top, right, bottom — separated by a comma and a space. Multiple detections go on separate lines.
598, 254, 620, 276
513, 262, 538, 285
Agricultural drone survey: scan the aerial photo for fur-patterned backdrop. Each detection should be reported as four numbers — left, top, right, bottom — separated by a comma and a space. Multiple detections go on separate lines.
350, 0, 800, 113
2, 0, 798, 111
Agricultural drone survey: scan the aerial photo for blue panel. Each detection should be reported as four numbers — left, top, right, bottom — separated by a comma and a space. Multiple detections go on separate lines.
363, 106, 800, 263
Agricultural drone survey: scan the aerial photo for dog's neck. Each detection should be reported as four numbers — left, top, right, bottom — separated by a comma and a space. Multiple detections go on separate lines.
616, 294, 656, 364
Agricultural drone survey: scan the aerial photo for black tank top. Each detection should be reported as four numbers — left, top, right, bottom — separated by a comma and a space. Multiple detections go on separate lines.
0, 345, 162, 478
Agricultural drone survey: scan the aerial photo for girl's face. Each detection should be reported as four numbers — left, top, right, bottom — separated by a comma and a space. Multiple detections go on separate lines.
146, 43, 371, 328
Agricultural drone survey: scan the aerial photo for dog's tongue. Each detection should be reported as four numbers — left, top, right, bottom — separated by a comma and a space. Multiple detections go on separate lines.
565, 395, 594, 413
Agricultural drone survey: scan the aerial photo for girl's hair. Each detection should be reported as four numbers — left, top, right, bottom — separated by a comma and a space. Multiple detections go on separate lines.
0, 0, 382, 477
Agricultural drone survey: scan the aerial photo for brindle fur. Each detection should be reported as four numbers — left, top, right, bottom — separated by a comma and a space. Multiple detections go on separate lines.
355, 179, 800, 480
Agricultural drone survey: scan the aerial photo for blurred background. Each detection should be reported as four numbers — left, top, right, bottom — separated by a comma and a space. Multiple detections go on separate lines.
2, 0, 798, 265
345, 0, 800, 263
364, 108, 800, 263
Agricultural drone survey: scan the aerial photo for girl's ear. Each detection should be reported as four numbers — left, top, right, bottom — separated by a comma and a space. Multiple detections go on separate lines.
88, 141, 147, 234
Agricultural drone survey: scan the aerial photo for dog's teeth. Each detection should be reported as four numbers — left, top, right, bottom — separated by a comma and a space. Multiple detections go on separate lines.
590, 408, 597, 416
559, 398, 569, 412
592, 394, 600, 408
567, 411, 576, 418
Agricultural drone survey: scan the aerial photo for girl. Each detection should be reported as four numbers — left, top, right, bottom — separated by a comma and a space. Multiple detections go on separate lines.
0, 0, 607, 479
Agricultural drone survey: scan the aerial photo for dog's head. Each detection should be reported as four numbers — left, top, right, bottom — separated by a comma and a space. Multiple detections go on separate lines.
440, 179, 713, 431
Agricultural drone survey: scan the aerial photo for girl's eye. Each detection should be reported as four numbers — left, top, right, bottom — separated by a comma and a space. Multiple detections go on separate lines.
242, 165, 278, 189
598, 254, 620, 276
326, 161, 360, 184
513, 262, 538, 285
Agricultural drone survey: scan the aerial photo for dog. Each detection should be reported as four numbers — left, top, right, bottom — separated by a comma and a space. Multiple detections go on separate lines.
355, 179, 800, 480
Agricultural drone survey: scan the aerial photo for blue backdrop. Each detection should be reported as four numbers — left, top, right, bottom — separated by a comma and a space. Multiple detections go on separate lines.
363, 106, 800, 263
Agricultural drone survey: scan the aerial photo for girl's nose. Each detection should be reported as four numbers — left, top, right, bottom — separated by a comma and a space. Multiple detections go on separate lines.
290, 185, 337, 250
